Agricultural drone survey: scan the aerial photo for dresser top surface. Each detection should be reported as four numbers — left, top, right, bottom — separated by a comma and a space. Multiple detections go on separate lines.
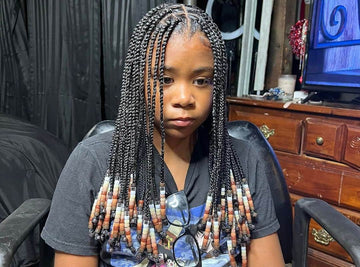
227, 96, 360, 119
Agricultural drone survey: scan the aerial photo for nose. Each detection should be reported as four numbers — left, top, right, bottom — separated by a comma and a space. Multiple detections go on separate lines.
171, 82, 195, 108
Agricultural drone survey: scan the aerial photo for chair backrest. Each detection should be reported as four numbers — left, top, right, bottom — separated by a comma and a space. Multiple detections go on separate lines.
83, 120, 115, 140
227, 120, 293, 263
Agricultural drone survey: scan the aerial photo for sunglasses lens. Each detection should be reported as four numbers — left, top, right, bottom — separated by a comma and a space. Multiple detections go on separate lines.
174, 234, 200, 267
166, 192, 190, 226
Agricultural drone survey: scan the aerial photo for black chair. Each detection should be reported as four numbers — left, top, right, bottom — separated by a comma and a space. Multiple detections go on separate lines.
83, 120, 115, 139
0, 114, 70, 267
294, 198, 360, 266
0, 118, 113, 267
1, 120, 360, 267
0, 199, 52, 267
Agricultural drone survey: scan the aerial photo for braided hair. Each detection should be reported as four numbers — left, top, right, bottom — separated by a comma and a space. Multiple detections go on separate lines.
88, 4, 256, 266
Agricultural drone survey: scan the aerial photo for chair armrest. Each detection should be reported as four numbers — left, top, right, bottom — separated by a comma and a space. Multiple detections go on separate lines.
0, 198, 51, 267
293, 198, 360, 267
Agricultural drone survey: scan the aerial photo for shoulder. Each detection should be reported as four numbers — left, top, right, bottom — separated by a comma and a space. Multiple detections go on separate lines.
78, 129, 114, 150
58, 130, 114, 190
73, 130, 114, 161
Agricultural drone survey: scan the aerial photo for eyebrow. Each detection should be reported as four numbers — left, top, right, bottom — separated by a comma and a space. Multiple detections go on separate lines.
163, 66, 214, 75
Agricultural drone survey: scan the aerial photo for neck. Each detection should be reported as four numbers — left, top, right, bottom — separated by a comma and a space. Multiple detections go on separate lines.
153, 130, 196, 164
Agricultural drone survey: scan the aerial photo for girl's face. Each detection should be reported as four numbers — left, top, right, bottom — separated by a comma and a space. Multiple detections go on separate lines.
148, 31, 214, 142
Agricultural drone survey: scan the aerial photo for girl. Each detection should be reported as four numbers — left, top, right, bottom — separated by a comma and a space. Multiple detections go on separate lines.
41, 3, 284, 267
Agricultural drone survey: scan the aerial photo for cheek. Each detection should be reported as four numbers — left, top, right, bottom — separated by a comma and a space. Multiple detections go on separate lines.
202, 90, 213, 113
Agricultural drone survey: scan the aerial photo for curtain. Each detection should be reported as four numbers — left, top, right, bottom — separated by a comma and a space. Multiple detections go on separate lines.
0, 0, 175, 149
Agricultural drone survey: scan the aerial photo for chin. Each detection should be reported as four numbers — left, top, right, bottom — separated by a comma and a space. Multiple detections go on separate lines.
164, 128, 197, 140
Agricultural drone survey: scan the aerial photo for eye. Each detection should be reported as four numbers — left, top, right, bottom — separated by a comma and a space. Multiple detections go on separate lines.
163, 76, 174, 85
193, 78, 213, 87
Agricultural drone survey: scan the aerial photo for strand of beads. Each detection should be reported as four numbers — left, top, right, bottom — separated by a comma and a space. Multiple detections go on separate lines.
159, 182, 166, 223
134, 183, 166, 263
136, 219, 149, 261
201, 216, 213, 250
88, 171, 111, 240
129, 183, 136, 220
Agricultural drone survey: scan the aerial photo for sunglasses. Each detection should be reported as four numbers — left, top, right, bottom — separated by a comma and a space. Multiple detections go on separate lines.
166, 191, 202, 267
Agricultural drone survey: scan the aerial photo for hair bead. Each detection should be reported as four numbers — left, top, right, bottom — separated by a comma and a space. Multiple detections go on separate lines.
119, 203, 125, 238
146, 235, 152, 254
201, 216, 212, 251
213, 216, 220, 251
201, 193, 213, 225
241, 243, 248, 267
159, 183, 166, 221
109, 203, 121, 243
231, 219, 237, 248
227, 240, 237, 267
138, 219, 149, 254
227, 190, 234, 227
102, 195, 112, 231
129, 184, 136, 218
149, 225, 159, 258
111, 179, 120, 212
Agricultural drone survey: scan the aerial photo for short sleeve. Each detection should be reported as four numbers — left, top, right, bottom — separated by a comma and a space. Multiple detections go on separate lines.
231, 138, 280, 239
41, 141, 107, 255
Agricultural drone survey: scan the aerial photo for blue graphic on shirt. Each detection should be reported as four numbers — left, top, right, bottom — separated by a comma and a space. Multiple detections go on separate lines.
108, 203, 232, 267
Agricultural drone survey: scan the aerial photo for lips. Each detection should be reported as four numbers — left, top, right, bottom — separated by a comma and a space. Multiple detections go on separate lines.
168, 117, 195, 127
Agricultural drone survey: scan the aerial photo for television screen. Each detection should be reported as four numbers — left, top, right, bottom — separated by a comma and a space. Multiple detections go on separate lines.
302, 0, 360, 94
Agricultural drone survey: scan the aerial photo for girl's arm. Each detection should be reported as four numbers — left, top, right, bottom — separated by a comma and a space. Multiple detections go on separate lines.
247, 233, 285, 267
54, 251, 98, 267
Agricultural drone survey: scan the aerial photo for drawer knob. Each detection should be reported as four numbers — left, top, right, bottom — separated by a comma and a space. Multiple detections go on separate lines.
311, 228, 334, 246
316, 137, 324, 145
259, 124, 275, 139
350, 136, 360, 149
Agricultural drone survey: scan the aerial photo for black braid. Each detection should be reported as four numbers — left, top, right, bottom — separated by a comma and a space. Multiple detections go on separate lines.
158, 19, 181, 184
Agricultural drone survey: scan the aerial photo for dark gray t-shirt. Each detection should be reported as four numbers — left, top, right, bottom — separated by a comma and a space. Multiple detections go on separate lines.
41, 130, 279, 266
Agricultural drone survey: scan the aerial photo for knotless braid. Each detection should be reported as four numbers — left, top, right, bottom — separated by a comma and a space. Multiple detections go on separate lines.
195, 12, 227, 215
88, 4, 257, 267
157, 19, 181, 185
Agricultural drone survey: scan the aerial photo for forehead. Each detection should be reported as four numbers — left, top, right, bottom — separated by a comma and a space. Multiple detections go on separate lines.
164, 32, 213, 66
167, 31, 211, 49
146, 31, 214, 71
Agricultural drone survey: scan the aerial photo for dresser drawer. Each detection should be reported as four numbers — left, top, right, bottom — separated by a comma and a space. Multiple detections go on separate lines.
229, 111, 302, 154
307, 248, 355, 267
303, 118, 345, 161
343, 125, 360, 170
308, 218, 353, 264
277, 153, 341, 204
340, 173, 360, 210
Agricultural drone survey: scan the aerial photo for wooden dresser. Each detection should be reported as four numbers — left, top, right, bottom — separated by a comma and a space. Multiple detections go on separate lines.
227, 96, 360, 266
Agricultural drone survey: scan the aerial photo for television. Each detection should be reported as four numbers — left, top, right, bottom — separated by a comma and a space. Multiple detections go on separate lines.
302, 0, 360, 101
